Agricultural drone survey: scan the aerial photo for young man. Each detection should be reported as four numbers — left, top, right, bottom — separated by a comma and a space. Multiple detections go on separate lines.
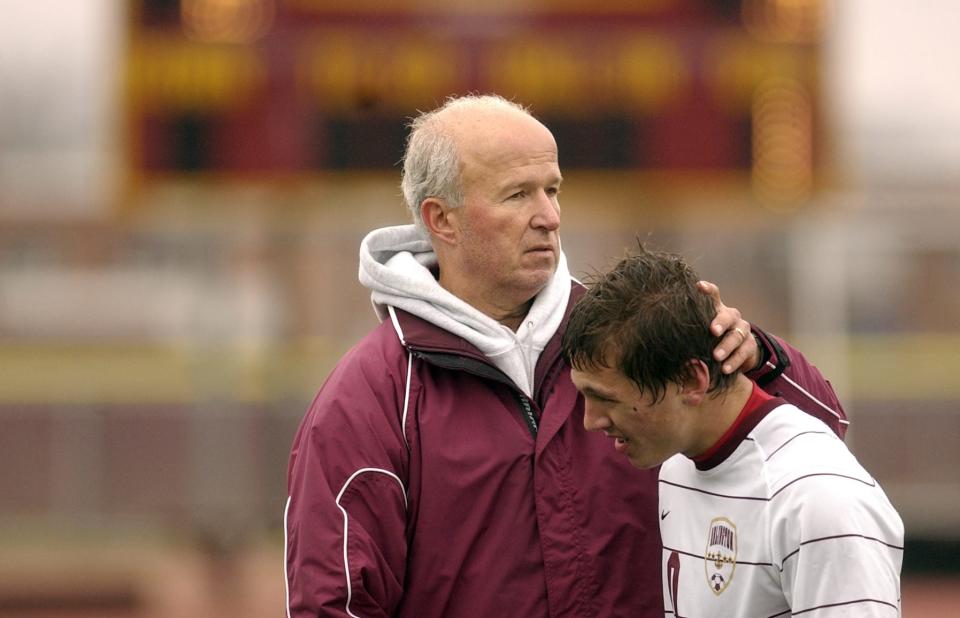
285, 95, 848, 617
564, 246, 903, 617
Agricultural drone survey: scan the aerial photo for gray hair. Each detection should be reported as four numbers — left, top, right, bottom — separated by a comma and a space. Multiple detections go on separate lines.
400, 94, 531, 231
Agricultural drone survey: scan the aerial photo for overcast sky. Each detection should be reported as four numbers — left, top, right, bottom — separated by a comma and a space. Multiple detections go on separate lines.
826, 0, 960, 185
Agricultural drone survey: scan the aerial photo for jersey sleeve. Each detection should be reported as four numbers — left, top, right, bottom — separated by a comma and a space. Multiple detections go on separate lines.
771, 475, 905, 616
746, 326, 849, 438
284, 348, 411, 617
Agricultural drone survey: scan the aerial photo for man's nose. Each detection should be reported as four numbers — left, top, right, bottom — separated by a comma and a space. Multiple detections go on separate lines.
582, 402, 611, 433
530, 190, 560, 231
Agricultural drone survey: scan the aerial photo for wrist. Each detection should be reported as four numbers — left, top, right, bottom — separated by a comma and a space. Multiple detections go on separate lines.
751, 332, 767, 372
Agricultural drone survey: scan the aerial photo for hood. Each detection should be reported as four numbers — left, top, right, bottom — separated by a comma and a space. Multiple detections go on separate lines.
358, 224, 571, 397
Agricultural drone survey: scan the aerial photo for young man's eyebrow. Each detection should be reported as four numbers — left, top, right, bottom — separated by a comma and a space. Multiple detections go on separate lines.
580, 386, 617, 401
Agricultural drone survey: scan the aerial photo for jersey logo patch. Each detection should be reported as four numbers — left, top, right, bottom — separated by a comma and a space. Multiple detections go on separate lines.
704, 517, 737, 595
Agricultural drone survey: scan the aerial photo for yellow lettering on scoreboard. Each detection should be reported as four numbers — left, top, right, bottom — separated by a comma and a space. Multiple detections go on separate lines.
128, 36, 266, 111
481, 34, 688, 115
126, 30, 816, 117
706, 33, 814, 111
484, 39, 586, 112
298, 32, 460, 113
616, 36, 687, 113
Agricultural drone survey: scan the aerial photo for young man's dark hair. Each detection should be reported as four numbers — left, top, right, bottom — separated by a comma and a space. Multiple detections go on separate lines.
563, 245, 738, 403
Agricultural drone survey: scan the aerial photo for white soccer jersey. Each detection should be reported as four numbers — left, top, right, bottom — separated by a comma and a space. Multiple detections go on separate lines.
659, 393, 904, 618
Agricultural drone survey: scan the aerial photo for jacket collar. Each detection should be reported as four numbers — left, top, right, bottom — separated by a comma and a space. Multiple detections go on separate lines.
390, 283, 586, 393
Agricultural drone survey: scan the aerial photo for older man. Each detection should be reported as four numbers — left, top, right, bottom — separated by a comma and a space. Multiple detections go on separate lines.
284, 95, 847, 617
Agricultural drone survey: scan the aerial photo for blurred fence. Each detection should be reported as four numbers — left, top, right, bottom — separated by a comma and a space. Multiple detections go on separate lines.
2, 173, 958, 535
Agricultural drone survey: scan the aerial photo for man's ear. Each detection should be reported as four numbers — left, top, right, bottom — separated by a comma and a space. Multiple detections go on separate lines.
421, 198, 459, 246
680, 359, 710, 406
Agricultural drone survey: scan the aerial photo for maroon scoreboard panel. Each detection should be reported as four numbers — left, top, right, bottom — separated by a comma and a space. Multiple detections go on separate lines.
126, 0, 823, 198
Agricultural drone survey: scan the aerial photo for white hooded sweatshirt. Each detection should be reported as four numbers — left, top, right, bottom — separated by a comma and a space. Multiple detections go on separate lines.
359, 224, 572, 398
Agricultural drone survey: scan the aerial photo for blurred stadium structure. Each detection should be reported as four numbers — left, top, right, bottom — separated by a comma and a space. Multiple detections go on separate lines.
1, 0, 958, 615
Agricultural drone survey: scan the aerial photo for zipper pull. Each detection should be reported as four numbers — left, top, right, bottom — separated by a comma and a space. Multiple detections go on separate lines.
517, 394, 538, 438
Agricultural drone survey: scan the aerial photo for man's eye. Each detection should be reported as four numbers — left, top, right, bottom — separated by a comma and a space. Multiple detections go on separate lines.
508, 191, 525, 200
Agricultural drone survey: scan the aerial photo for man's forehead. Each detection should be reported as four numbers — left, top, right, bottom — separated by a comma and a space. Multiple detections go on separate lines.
459, 132, 560, 182
571, 364, 619, 391
491, 156, 562, 184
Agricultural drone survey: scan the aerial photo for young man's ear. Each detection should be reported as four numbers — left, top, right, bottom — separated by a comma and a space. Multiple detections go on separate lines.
421, 198, 459, 246
680, 359, 710, 405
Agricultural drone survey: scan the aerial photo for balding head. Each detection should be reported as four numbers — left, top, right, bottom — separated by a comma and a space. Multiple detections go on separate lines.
400, 95, 541, 231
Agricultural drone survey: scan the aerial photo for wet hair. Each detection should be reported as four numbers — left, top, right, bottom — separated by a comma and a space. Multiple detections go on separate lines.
562, 245, 736, 402
400, 94, 531, 231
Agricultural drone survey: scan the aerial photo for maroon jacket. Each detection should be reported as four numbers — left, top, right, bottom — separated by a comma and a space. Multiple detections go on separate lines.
285, 287, 846, 617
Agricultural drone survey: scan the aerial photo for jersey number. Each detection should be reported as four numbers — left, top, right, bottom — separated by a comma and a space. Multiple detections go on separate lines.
667, 551, 681, 616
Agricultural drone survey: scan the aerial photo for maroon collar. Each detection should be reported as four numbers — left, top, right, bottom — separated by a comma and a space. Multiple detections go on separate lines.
693, 384, 785, 471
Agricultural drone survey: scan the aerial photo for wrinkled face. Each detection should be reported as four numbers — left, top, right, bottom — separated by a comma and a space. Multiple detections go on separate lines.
449, 110, 562, 309
570, 363, 693, 470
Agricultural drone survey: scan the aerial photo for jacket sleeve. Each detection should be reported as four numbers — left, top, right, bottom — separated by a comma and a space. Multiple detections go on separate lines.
285, 348, 411, 617
745, 326, 849, 438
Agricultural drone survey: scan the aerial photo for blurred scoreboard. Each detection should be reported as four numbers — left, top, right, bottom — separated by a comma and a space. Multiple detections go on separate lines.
127, 0, 823, 191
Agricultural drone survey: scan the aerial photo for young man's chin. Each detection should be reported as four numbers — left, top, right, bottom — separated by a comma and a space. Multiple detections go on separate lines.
627, 453, 665, 471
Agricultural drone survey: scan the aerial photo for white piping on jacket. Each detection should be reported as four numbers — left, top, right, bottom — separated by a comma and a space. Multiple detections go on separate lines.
387, 305, 406, 346
402, 353, 412, 449
286, 306, 413, 616
284, 495, 292, 618
387, 306, 413, 449
767, 361, 850, 426
336, 468, 408, 617
283, 468, 408, 618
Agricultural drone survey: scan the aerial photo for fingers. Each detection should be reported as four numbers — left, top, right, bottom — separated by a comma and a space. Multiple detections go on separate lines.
697, 280, 755, 373
713, 324, 746, 362
698, 280, 742, 337
716, 325, 757, 374
697, 280, 721, 306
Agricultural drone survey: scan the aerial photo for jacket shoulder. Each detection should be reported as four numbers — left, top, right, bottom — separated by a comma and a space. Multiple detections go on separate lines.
303, 318, 410, 427
326, 314, 409, 377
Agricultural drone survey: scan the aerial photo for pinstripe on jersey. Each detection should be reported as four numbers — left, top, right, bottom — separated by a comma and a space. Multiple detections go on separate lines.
659, 400, 903, 618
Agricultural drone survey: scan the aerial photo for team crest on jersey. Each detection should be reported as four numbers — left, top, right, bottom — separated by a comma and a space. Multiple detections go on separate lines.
704, 517, 737, 595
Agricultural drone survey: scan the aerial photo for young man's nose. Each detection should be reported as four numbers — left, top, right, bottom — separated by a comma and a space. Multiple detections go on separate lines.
582, 402, 611, 432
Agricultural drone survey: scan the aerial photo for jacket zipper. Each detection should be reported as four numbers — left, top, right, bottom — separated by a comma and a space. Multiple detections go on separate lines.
514, 392, 538, 439
411, 349, 540, 439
